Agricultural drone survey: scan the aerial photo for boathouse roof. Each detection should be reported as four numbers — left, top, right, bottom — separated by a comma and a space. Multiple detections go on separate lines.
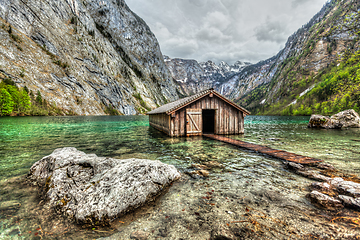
147, 88, 250, 115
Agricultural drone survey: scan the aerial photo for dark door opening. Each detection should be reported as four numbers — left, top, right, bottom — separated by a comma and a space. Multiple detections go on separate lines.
202, 109, 215, 134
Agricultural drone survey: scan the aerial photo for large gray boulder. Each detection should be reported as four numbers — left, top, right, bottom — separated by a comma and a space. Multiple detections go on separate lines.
330, 109, 360, 128
28, 148, 180, 225
307, 115, 342, 129
308, 109, 360, 129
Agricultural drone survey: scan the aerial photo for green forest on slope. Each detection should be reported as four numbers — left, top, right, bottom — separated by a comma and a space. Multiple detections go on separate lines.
242, 0, 360, 116
0, 78, 69, 116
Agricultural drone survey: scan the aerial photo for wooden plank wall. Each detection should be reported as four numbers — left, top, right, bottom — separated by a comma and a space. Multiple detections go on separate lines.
149, 114, 170, 135
169, 95, 245, 137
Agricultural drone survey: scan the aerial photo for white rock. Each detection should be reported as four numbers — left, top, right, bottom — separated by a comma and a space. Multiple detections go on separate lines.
29, 148, 181, 224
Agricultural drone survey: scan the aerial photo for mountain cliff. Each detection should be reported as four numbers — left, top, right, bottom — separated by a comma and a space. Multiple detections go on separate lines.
238, 0, 360, 116
166, 0, 359, 117
0, 0, 180, 115
2, 0, 358, 117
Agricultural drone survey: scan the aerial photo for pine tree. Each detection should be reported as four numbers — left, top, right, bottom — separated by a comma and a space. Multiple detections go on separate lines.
36, 90, 42, 105
19, 88, 31, 112
6, 85, 20, 112
0, 88, 14, 116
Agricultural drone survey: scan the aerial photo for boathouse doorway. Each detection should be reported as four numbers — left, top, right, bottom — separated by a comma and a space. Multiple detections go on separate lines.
147, 88, 250, 137
202, 109, 215, 134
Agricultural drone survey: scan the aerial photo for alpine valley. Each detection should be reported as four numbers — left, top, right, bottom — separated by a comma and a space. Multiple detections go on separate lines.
166, 0, 360, 116
0, 0, 359, 116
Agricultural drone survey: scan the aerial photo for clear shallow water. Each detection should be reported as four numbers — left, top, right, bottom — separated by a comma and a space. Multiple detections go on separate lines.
235, 116, 360, 175
1, 115, 359, 181
0, 115, 359, 239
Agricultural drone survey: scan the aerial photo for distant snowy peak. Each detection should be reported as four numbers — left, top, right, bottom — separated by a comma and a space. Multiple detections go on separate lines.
164, 55, 254, 96
198, 59, 252, 75
219, 61, 230, 72
232, 61, 252, 71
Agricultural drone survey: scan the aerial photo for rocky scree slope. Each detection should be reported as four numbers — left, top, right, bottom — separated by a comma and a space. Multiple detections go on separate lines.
238, 0, 360, 115
0, 0, 180, 115
164, 55, 251, 97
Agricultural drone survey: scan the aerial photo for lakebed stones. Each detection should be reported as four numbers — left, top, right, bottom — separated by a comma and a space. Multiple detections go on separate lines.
306, 191, 344, 209
308, 109, 360, 129
307, 178, 360, 210
311, 182, 332, 192
338, 195, 360, 210
329, 178, 360, 198
210, 224, 236, 240
130, 230, 150, 240
284, 161, 360, 211
28, 147, 180, 225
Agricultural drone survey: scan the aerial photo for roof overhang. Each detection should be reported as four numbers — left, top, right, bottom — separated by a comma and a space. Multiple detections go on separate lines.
147, 88, 251, 116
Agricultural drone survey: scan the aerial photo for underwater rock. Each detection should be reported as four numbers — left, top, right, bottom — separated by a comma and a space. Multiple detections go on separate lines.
316, 162, 336, 171
210, 224, 236, 240
130, 230, 150, 240
306, 191, 344, 209
329, 178, 360, 198
28, 147, 180, 225
205, 161, 224, 169
307, 115, 342, 129
330, 109, 360, 128
338, 195, 360, 210
311, 182, 332, 192
284, 162, 305, 171
284, 162, 331, 182
198, 170, 210, 177
297, 170, 331, 182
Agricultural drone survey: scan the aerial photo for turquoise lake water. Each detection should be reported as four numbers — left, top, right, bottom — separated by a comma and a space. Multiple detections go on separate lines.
0, 115, 359, 181
0, 115, 359, 239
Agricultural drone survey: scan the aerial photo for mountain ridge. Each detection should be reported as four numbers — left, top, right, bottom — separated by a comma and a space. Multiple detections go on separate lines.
1, 0, 359, 117
166, 0, 360, 117
0, 0, 181, 115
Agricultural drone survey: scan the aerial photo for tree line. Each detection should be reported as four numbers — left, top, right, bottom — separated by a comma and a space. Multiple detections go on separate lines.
0, 78, 65, 116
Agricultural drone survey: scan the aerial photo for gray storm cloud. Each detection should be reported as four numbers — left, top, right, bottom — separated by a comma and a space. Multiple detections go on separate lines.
127, 0, 328, 64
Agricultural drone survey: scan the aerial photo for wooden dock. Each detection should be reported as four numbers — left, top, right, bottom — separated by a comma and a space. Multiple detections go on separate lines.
203, 134, 323, 165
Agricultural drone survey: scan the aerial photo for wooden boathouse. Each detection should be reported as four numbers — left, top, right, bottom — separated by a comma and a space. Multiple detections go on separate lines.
147, 88, 250, 137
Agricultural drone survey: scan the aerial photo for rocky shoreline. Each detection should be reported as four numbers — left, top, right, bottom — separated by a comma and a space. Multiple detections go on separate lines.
285, 161, 360, 211
23, 146, 360, 239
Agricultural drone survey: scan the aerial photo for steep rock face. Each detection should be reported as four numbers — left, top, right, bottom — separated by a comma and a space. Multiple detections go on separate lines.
222, 57, 277, 101
167, 0, 359, 116
0, 0, 179, 115
238, 0, 360, 114
164, 55, 251, 96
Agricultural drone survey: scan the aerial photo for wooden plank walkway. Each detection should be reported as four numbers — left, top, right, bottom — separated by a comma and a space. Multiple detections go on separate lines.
203, 134, 323, 165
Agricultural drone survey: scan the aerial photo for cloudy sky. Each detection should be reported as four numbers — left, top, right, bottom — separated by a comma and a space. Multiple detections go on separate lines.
127, 0, 329, 64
